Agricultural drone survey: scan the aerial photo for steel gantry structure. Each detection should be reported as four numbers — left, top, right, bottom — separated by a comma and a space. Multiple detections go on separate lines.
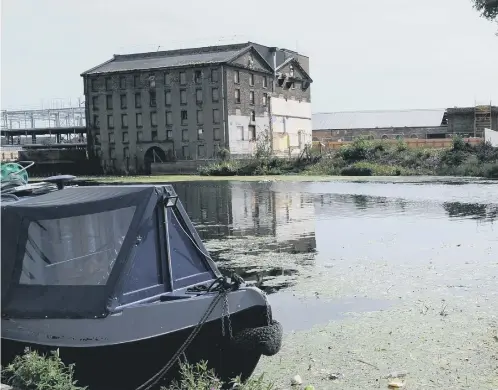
1, 106, 86, 130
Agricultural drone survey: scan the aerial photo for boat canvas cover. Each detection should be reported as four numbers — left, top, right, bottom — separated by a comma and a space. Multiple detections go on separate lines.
1, 186, 156, 319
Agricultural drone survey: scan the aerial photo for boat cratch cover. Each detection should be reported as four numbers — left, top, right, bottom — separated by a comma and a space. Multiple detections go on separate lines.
1, 185, 164, 319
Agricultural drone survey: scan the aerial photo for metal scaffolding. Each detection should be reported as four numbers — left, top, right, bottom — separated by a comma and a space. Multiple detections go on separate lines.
1, 106, 86, 130
474, 100, 493, 138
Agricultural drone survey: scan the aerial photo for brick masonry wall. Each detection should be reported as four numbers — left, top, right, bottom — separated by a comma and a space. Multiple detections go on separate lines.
313, 126, 448, 141
84, 66, 225, 174
274, 62, 311, 103
225, 66, 272, 117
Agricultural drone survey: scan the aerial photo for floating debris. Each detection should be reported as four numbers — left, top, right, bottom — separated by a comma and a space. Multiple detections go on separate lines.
388, 379, 405, 388
291, 375, 303, 386
328, 372, 344, 380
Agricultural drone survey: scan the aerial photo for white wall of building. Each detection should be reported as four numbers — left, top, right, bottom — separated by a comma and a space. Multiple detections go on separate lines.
228, 115, 270, 156
271, 97, 312, 156
272, 98, 311, 118
484, 128, 498, 146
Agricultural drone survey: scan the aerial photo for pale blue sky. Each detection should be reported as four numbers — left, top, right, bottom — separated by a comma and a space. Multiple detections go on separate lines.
1, 0, 497, 112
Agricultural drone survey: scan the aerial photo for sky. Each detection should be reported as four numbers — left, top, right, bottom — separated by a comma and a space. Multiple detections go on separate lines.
1, 0, 497, 113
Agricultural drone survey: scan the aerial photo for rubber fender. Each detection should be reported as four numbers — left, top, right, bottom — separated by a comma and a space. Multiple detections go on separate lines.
231, 320, 283, 356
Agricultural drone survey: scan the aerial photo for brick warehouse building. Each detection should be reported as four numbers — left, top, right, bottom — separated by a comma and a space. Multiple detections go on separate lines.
312, 105, 497, 142
81, 42, 313, 174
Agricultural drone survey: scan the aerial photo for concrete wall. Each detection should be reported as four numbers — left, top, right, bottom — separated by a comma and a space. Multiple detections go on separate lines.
484, 128, 498, 146
447, 112, 475, 134
313, 126, 448, 142
227, 114, 269, 155
17, 148, 88, 176
446, 107, 498, 134
271, 97, 312, 156
151, 159, 214, 174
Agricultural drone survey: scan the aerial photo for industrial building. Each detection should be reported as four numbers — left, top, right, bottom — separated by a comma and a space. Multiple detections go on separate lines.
313, 104, 497, 142
81, 42, 313, 174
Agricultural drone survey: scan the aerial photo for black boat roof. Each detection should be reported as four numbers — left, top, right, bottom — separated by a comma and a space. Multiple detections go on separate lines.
1, 182, 220, 319
2, 184, 174, 209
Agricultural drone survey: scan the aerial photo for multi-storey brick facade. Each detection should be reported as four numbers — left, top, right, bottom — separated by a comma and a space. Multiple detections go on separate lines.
81, 42, 313, 174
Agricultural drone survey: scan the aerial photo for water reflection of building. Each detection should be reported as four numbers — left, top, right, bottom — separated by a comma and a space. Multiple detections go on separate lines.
174, 181, 316, 252
174, 182, 232, 239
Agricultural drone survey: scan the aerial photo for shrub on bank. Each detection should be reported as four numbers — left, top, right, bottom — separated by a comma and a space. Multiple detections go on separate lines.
340, 161, 414, 176
163, 360, 275, 390
199, 157, 315, 176
2, 350, 277, 390
198, 137, 498, 178
1, 348, 86, 390
198, 161, 241, 176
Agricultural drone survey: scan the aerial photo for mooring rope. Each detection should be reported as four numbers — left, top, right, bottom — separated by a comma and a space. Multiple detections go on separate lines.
134, 276, 234, 390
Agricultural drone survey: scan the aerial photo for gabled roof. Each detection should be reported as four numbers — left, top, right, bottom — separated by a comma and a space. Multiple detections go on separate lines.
81, 43, 249, 76
226, 45, 274, 73
81, 42, 310, 77
275, 57, 312, 82
312, 109, 447, 130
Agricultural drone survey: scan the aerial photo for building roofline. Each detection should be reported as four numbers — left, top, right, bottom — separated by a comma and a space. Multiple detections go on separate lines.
81, 41, 311, 76
80, 57, 116, 76
111, 42, 251, 62
313, 108, 448, 115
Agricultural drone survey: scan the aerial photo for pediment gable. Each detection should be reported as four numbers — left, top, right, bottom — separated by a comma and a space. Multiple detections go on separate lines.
276, 58, 312, 81
228, 47, 273, 73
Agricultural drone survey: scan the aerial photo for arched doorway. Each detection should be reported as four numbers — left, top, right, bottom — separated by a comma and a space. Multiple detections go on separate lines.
144, 146, 167, 174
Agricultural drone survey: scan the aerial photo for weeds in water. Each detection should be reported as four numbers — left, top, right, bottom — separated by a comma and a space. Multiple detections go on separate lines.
1, 348, 86, 390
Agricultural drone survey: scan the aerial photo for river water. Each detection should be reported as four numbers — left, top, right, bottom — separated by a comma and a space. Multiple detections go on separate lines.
173, 177, 498, 335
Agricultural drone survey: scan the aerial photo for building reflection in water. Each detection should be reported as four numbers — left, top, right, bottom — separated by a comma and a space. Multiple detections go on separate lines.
173, 181, 317, 293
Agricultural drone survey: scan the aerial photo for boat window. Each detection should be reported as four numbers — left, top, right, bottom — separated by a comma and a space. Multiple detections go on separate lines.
19, 206, 136, 286
122, 213, 163, 294
167, 208, 211, 289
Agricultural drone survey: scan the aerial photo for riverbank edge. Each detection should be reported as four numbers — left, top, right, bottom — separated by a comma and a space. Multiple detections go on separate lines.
30, 174, 497, 186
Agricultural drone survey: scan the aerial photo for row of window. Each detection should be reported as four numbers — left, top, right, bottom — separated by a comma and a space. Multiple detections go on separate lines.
93, 87, 221, 111
234, 89, 268, 105
92, 69, 220, 92
233, 70, 269, 88
109, 144, 214, 160
94, 109, 222, 129
91, 68, 272, 93
102, 127, 222, 145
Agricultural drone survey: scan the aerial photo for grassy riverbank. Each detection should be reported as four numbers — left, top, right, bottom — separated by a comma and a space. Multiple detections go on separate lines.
200, 137, 498, 179
30, 137, 498, 184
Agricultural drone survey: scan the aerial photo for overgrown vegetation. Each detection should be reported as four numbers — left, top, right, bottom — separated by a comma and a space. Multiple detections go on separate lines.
1, 349, 277, 390
163, 360, 275, 390
199, 137, 498, 178
1, 348, 86, 390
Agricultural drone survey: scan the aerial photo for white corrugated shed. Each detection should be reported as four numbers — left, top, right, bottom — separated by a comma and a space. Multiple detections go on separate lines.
312, 109, 446, 130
